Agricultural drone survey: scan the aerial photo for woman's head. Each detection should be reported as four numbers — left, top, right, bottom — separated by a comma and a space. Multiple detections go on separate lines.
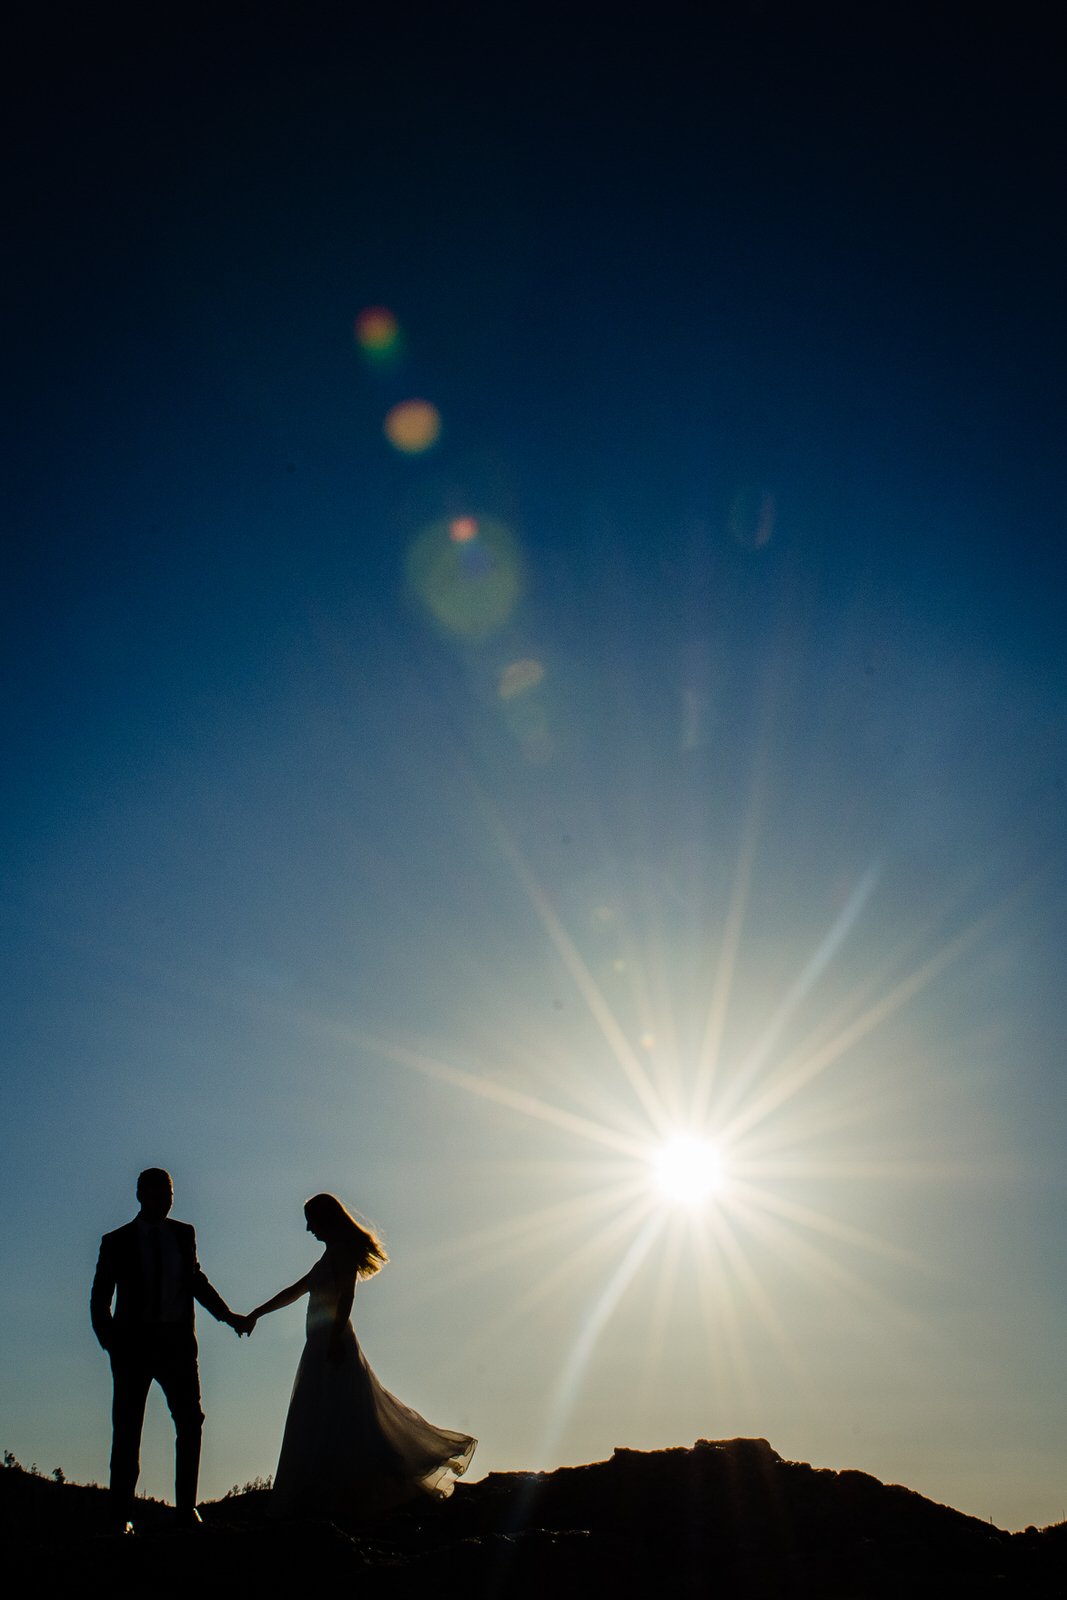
304, 1193, 388, 1277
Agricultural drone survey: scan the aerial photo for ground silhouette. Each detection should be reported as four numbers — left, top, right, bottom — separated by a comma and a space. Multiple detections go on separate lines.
4, 1438, 1066, 1597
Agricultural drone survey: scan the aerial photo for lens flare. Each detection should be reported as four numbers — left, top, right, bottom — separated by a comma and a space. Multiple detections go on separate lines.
500, 694, 554, 764
499, 658, 545, 700
651, 1135, 724, 1207
449, 516, 478, 544
728, 486, 776, 549
407, 514, 522, 639
384, 399, 441, 454
355, 306, 401, 357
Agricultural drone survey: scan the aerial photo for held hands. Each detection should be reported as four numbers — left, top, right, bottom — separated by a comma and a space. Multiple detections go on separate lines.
230, 1312, 257, 1338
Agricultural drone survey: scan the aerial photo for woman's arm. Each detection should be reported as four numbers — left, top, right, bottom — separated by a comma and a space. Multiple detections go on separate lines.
248, 1273, 311, 1324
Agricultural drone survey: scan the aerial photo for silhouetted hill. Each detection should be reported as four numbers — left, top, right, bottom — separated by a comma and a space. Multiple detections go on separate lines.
4, 1439, 1066, 1597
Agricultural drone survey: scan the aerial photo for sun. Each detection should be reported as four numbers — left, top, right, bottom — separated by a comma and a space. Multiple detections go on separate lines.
650, 1133, 726, 1207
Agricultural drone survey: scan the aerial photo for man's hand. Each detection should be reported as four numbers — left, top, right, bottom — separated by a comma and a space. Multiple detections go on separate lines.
230, 1312, 256, 1338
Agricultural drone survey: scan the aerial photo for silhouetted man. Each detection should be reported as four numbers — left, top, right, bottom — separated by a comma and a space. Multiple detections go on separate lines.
90, 1168, 246, 1531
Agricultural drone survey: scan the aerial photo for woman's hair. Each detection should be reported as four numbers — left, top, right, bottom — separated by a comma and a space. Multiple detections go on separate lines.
304, 1193, 388, 1277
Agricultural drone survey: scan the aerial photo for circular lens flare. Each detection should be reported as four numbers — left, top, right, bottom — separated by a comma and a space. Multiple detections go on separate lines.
406, 514, 521, 638
355, 306, 400, 356
384, 399, 441, 454
499, 658, 545, 700
651, 1135, 724, 1207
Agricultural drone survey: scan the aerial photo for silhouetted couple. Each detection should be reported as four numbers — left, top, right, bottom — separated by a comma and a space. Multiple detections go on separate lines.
91, 1169, 475, 1531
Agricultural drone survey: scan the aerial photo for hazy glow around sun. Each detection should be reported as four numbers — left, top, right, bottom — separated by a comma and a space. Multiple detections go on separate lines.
651, 1133, 726, 1207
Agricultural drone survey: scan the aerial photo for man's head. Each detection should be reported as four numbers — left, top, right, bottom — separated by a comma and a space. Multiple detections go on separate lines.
136, 1168, 174, 1221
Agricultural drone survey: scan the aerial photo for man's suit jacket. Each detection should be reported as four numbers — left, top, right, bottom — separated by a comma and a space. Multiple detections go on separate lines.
90, 1218, 231, 1350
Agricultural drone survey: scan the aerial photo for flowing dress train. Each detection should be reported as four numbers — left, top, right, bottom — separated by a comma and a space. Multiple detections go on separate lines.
271, 1254, 475, 1519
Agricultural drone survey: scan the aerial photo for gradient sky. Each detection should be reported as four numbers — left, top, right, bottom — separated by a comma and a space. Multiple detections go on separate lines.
4, 3, 1066, 1530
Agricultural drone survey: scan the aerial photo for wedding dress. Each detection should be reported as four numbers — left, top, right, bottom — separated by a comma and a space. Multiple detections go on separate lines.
271, 1252, 475, 1519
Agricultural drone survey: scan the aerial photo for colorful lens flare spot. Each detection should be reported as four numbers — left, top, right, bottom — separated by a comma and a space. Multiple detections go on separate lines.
406, 514, 521, 639
498, 658, 545, 700
384, 399, 441, 454
355, 306, 400, 356
449, 516, 478, 543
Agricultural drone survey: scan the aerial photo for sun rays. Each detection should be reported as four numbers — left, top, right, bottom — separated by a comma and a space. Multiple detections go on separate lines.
283, 778, 1014, 1464
243, 756, 1017, 1468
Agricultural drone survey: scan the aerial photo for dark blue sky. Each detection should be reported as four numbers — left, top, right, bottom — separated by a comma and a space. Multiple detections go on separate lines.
4, 2, 1066, 1524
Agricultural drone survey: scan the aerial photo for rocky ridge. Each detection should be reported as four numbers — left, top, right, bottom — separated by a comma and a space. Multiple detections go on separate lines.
4, 1437, 1066, 1597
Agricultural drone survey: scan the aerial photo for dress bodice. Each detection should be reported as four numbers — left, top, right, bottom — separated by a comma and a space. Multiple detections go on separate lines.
305, 1251, 357, 1338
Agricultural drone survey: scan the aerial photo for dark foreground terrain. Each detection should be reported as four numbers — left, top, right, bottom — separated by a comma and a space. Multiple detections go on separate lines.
4, 1439, 1066, 1598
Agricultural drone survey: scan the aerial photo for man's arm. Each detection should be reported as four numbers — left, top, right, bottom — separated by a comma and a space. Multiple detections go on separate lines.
90, 1236, 116, 1351
189, 1229, 240, 1328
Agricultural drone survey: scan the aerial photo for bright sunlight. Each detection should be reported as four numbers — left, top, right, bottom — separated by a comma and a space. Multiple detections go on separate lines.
650, 1133, 726, 1207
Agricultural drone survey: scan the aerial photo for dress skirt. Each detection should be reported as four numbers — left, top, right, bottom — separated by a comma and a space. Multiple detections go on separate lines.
271, 1318, 475, 1519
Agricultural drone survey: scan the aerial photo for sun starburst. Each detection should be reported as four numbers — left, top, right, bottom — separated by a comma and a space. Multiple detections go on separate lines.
649, 1133, 726, 1207
266, 776, 1007, 1466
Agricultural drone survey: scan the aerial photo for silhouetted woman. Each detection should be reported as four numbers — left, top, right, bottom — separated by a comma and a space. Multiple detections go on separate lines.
248, 1194, 475, 1518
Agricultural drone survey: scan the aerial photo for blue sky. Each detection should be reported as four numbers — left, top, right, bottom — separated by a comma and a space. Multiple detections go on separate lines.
3, 3, 1066, 1528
